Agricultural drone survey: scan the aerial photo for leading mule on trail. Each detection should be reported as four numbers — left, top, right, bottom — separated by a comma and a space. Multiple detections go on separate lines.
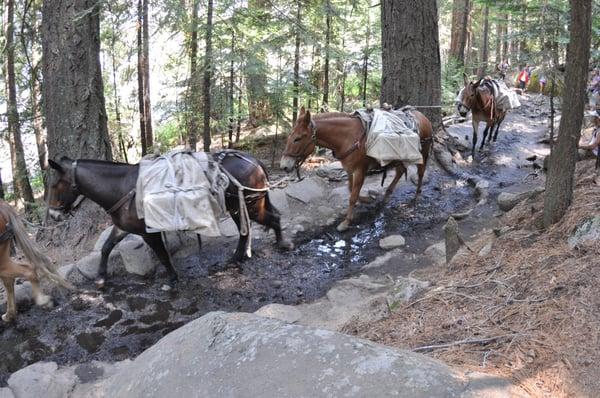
48, 150, 293, 289
0, 201, 72, 321
280, 107, 433, 232
456, 74, 507, 158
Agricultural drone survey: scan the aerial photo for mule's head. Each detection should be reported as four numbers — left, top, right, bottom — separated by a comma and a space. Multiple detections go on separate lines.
47, 157, 79, 218
456, 73, 480, 117
280, 106, 316, 172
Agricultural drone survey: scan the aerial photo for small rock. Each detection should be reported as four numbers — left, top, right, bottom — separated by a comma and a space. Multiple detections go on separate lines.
8, 362, 77, 398
0, 387, 15, 398
425, 241, 446, 265
450, 209, 472, 220
255, 303, 302, 324
75, 252, 102, 279
497, 192, 523, 212
93, 226, 115, 251
444, 217, 462, 264
568, 216, 600, 249
317, 206, 335, 218
386, 277, 430, 309
117, 235, 159, 277
161, 284, 172, 292
379, 235, 406, 250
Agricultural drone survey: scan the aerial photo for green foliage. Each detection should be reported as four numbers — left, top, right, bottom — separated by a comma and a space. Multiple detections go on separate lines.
442, 57, 464, 113
154, 118, 183, 151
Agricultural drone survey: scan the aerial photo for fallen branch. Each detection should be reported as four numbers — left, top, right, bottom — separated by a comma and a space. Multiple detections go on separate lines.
412, 333, 522, 352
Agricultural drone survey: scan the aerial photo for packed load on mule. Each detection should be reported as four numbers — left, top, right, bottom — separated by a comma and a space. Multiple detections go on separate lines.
354, 106, 424, 167
456, 75, 521, 157
280, 106, 433, 232
48, 149, 292, 289
0, 201, 72, 322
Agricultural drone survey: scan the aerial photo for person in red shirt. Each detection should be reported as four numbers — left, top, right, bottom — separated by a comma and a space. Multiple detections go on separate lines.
517, 65, 530, 90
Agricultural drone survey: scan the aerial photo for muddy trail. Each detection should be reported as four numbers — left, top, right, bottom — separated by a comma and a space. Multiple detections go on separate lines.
0, 95, 551, 384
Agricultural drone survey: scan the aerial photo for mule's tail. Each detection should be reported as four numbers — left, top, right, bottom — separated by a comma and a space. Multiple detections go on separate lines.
4, 206, 73, 289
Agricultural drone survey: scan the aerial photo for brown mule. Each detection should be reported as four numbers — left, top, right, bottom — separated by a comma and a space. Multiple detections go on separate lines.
456, 74, 507, 157
0, 201, 71, 322
280, 107, 433, 231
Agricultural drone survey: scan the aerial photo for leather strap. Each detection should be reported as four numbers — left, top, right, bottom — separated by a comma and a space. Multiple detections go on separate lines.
107, 189, 136, 215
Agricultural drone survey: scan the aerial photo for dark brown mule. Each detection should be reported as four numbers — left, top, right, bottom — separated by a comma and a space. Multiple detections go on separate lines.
48, 150, 292, 289
280, 107, 433, 232
456, 74, 507, 157
0, 201, 72, 321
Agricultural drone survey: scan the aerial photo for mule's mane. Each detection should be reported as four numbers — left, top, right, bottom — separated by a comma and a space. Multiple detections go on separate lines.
79, 159, 134, 167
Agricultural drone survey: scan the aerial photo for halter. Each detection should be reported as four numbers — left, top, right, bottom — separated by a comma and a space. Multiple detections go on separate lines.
282, 119, 318, 162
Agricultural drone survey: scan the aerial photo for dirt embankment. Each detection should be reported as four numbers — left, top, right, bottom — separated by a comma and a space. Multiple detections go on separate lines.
351, 160, 600, 398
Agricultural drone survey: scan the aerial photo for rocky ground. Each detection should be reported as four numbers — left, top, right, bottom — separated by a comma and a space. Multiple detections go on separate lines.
2, 93, 595, 397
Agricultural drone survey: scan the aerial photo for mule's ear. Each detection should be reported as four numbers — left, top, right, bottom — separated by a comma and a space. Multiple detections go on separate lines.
303, 109, 311, 125
463, 72, 469, 86
299, 106, 306, 115
48, 159, 64, 173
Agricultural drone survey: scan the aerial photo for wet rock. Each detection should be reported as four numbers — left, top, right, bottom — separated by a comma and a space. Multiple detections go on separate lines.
117, 235, 159, 277
76, 332, 106, 354
475, 179, 490, 203
425, 241, 446, 265
497, 187, 545, 212
315, 161, 347, 181
268, 189, 289, 215
444, 217, 462, 264
7, 362, 77, 398
285, 177, 325, 203
99, 311, 482, 398
450, 209, 472, 220
378, 235, 405, 250
361, 249, 402, 271
93, 226, 115, 251
254, 303, 302, 323
386, 277, 430, 310
568, 216, 600, 249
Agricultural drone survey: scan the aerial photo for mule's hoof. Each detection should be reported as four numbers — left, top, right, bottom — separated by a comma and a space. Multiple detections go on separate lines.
2, 313, 15, 323
94, 278, 106, 290
278, 239, 295, 251
336, 220, 350, 232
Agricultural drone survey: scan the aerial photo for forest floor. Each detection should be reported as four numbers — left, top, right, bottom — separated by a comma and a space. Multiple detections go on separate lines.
1, 93, 598, 397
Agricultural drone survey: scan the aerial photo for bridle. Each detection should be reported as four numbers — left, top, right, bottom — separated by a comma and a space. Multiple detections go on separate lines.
47, 160, 80, 212
282, 119, 318, 167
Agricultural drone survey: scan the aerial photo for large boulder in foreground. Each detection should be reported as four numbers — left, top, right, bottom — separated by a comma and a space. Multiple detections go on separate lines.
93, 311, 516, 398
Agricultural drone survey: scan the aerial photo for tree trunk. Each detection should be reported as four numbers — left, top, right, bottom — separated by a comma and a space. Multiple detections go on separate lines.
502, 13, 509, 63
361, 3, 371, 108
478, 4, 489, 78
187, 0, 200, 151
202, 0, 214, 152
228, 29, 235, 149
381, 0, 442, 129
42, 0, 112, 161
5, 0, 34, 203
449, 0, 471, 64
236, 72, 243, 143
322, 0, 331, 106
495, 18, 502, 64
543, 0, 592, 227
110, 38, 128, 163
142, 0, 153, 152
137, 0, 147, 155
292, 0, 301, 124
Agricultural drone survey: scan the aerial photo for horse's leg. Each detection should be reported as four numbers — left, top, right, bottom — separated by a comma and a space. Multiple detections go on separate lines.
492, 114, 505, 142
1, 277, 16, 322
480, 125, 490, 150
96, 227, 129, 289
338, 168, 365, 232
142, 233, 178, 286
229, 212, 248, 263
196, 234, 202, 254
415, 136, 432, 197
383, 164, 406, 202
471, 119, 479, 158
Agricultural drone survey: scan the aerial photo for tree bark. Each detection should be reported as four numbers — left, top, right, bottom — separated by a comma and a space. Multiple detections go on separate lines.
110, 34, 127, 163
202, 0, 214, 152
137, 0, 147, 155
449, 0, 471, 64
5, 0, 35, 203
142, 0, 153, 152
361, 4, 370, 108
543, 0, 592, 227
322, 0, 331, 106
381, 0, 442, 129
292, 0, 301, 125
236, 72, 243, 143
228, 29, 235, 149
42, 0, 112, 161
187, 0, 200, 151
478, 4, 489, 78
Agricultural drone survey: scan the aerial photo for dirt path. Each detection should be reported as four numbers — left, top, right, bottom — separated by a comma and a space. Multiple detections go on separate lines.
0, 94, 552, 385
